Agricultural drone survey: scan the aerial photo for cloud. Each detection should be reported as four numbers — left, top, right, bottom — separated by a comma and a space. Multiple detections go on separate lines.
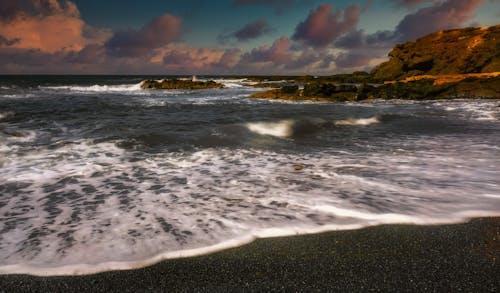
390, 0, 433, 8
240, 36, 292, 65
0, 0, 80, 20
236, 19, 273, 42
216, 48, 242, 68
147, 45, 242, 74
284, 49, 323, 70
231, 0, 310, 14
0, 35, 20, 46
0, 0, 109, 53
334, 52, 373, 69
336, 0, 485, 48
218, 19, 273, 43
292, 3, 360, 48
394, 0, 485, 41
335, 29, 396, 49
106, 14, 182, 57
65, 44, 106, 64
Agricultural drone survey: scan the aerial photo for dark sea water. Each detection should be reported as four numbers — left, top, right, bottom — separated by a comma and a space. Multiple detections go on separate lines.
0, 76, 499, 275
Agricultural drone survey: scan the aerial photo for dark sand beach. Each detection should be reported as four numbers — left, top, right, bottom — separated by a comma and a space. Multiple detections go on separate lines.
1, 217, 498, 292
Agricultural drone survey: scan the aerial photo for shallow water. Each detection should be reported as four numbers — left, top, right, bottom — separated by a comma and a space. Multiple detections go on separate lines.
1, 76, 499, 275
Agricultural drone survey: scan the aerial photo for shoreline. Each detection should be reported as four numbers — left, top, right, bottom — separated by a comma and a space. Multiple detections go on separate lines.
1, 217, 498, 292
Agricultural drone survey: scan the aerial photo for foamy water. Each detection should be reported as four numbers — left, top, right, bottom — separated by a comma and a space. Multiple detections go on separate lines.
0, 76, 499, 275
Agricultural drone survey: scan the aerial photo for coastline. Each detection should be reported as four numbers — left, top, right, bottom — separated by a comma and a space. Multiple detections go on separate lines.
1, 217, 498, 292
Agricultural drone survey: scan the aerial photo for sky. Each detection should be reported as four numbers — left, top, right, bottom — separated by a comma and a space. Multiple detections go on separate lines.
0, 0, 498, 75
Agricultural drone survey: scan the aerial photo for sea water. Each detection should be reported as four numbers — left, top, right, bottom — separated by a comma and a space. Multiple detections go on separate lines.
0, 76, 499, 275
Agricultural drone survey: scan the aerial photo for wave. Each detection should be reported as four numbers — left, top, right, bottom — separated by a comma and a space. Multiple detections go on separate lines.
334, 116, 380, 126
246, 116, 380, 138
0, 140, 499, 276
245, 120, 296, 138
0, 111, 14, 120
0, 210, 497, 276
212, 78, 247, 88
40, 83, 143, 93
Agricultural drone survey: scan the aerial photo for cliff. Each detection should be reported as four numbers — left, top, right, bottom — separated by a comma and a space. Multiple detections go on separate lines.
371, 25, 500, 81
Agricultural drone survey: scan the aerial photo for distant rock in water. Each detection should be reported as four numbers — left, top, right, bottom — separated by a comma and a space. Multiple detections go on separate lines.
140, 79, 224, 90
372, 25, 500, 81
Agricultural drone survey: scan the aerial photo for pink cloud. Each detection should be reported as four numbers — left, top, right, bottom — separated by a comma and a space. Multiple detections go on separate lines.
293, 3, 360, 48
147, 45, 241, 74
216, 48, 242, 68
106, 14, 182, 57
0, 0, 109, 53
240, 36, 292, 65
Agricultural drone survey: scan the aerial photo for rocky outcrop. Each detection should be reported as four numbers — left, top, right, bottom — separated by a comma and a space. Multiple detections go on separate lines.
372, 25, 500, 81
141, 79, 224, 90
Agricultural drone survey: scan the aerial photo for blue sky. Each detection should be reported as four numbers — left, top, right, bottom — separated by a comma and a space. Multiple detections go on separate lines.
0, 0, 498, 74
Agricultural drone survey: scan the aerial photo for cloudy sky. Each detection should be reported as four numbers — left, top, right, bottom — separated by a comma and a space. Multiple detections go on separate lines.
0, 0, 498, 75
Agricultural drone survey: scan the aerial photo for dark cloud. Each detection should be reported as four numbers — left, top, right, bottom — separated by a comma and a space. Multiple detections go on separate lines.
284, 49, 322, 70
390, 0, 433, 8
334, 52, 373, 69
65, 44, 106, 64
0, 0, 79, 21
0, 47, 63, 68
0, 0, 20, 21
231, 0, 310, 14
292, 3, 360, 48
218, 19, 273, 43
335, 29, 396, 49
319, 54, 335, 69
394, 0, 485, 41
234, 19, 273, 42
336, 0, 484, 49
106, 14, 182, 57
0, 35, 20, 46
240, 36, 291, 64
162, 50, 194, 66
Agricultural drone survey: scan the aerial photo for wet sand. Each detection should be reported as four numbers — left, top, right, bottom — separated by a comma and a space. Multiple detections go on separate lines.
1, 217, 498, 292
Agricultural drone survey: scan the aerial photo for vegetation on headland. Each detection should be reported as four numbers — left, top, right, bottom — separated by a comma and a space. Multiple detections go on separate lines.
141, 79, 224, 90
372, 25, 499, 81
250, 24, 500, 101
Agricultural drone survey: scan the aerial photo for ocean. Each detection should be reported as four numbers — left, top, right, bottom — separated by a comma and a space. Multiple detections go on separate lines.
0, 76, 499, 275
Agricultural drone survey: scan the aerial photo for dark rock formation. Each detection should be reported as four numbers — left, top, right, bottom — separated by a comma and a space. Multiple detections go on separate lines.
141, 79, 224, 90
372, 25, 500, 81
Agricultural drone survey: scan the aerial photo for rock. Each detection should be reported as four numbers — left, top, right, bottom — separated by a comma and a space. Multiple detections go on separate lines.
140, 79, 224, 90
372, 25, 500, 81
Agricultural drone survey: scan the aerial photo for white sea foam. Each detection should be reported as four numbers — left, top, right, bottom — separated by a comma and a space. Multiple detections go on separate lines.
1, 95, 500, 276
435, 100, 500, 121
334, 116, 380, 126
0, 134, 499, 276
246, 120, 295, 137
40, 83, 143, 93
214, 78, 247, 88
